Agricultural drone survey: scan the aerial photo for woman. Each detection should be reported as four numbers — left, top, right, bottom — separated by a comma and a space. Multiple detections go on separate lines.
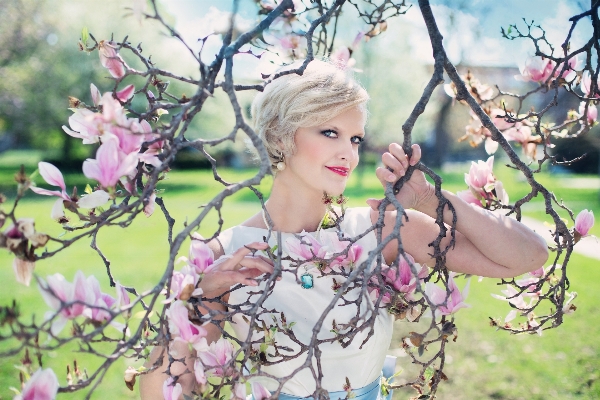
140, 60, 549, 399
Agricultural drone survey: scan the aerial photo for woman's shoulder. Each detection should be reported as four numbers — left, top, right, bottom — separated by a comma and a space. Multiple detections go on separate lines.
339, 206, 373, 233
216, 221, 268, 256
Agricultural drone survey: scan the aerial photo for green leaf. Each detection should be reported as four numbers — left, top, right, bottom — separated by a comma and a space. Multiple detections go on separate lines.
507, 25, 512, 35
423, 366, 434, 382
85, 184, 93, 195
81, 27, 89, 47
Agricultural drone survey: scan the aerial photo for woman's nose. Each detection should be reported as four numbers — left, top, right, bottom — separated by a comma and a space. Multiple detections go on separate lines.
338, 140, 356, 161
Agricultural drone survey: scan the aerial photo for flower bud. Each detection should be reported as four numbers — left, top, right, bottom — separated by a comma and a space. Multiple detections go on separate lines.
408, 331, 424, 347
124, 366, 138, 391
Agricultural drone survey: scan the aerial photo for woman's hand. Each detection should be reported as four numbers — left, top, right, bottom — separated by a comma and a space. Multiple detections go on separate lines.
368, 143, 433, 211
198, 242, 275, 298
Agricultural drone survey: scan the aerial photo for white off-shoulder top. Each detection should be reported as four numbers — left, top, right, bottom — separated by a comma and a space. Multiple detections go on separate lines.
217, 207, 394, 396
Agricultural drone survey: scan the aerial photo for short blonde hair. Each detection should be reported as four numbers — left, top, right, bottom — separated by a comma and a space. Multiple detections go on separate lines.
251, 59, 369, 172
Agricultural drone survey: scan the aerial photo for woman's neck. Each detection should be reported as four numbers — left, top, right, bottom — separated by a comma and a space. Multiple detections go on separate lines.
263, 177, 328, 233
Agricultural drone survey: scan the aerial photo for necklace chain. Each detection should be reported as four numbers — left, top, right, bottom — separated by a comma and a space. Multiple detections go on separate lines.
261, 205, 328, 237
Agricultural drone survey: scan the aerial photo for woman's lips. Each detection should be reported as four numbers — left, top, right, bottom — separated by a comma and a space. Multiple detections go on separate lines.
326, 166, 349, 176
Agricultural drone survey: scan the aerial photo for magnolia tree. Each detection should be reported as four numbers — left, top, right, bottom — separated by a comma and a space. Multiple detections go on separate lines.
0, 0, 597, 399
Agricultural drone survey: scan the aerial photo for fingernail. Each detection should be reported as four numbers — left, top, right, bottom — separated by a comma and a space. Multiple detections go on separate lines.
387, 174, 396, 182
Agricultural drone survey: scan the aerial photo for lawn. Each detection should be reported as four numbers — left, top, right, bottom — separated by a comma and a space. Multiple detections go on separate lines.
0, 162, 598, 399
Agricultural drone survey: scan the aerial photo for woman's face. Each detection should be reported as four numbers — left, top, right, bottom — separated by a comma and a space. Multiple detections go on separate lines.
281, 106, 366, 196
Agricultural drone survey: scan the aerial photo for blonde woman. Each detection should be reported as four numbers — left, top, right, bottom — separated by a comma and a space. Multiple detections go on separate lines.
140, 60, 548, 399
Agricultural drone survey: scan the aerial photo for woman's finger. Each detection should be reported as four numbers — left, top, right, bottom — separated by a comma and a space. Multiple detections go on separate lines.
376, 165, 397, 184
238, 256, 275, 275
217, 242, 269, 271
388, 143, 409, 170
382, 152, 405, 178
409, 144, 421, 166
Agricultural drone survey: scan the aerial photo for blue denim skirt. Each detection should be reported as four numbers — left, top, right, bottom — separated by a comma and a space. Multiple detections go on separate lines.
250, 356, 396, 400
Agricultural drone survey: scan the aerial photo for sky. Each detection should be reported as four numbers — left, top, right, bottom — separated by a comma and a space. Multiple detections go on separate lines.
158, 0, 592, 68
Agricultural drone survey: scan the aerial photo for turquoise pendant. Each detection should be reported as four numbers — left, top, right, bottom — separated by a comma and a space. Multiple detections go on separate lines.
300, 273, 314, 289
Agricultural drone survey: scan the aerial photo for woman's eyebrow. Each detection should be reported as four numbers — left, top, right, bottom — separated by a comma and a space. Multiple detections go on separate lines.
322, 125, 365, 136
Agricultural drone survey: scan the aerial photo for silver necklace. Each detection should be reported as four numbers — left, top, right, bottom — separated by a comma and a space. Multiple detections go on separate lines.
261, 205, 328, 289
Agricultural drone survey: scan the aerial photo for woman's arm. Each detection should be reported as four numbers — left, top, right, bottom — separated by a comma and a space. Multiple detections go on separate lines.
139, 239, 227, 399
370, 143, 549, 278
140, 239, 274, 398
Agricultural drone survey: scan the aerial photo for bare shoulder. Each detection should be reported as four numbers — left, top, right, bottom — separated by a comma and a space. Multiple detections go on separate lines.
239, 212, 264, 228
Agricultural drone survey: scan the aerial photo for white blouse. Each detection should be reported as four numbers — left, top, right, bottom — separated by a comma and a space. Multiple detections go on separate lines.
217, 207, 394, 396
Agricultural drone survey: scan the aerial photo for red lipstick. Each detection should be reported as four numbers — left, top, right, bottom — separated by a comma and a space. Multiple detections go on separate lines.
326, 166, 350, 177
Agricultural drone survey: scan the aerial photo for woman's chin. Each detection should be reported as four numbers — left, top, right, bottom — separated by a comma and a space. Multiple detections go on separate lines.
323, 186, 346, 198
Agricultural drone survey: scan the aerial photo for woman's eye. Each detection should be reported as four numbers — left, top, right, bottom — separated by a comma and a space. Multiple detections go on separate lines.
351, 136, 364, 145
320, 129, 338, 138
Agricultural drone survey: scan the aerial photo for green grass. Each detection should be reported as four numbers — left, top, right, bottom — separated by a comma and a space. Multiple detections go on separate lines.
0, 165, 598, 399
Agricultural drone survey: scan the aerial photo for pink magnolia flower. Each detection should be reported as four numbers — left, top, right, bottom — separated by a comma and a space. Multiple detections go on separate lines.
574, 209, 594, 237
490, 108, 515, 131
382, 254, 428, 296
167, 265, 201, 303
4, 219, 47, 253
555, 54, 583, 82
85, 274, 117, 322
76, 190, 110, 209
457, 188, 483, 207
193, 358, 207, 387
578, 101, 598, 125
197, 337, 235, 377
491, 285, 528, 309
61, 85, 108, 143
188, 234, 215, 274
38, 271, 91, 335
97, 92, 129, 126
109, 126, 144, 155
13, 258, 35, 286
29, 162, 70, 201
516, 276, 542, 299
515, 56, 555, 83
90, 83, 101, 107
286, 232, 327, 260
162, 377, 182, 400
115, 281, 131, 310
62, 108, 102, 144
580, 70, 600, 97
424, 276, 470, 316
503, 121, 536, 156
322, 232, 363, 269
82, 136, 138, 189
116, 84, 135, 102
15, 368, 59, 400
98, 40, 127, 79
166, 300, 208, 350
529, 266, 545, 279
251, 382, 272, 400
464, 156, 495, 192
232, 382, 247, 399
331, 47, 356, 70
135, 119, 163, 167
38, 271, 125, 334
144, 193, 156, 217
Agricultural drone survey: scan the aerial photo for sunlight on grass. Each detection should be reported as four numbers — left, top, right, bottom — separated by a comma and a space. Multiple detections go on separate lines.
0, 166, 598, 399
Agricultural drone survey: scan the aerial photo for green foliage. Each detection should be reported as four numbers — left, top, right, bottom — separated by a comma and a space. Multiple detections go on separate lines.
0, 168, 598, 398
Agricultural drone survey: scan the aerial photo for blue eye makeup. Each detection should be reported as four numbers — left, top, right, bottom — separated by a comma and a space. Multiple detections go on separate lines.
351, 136, 364, 145
320, 129, 364, 145
320, 129, 338, 138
